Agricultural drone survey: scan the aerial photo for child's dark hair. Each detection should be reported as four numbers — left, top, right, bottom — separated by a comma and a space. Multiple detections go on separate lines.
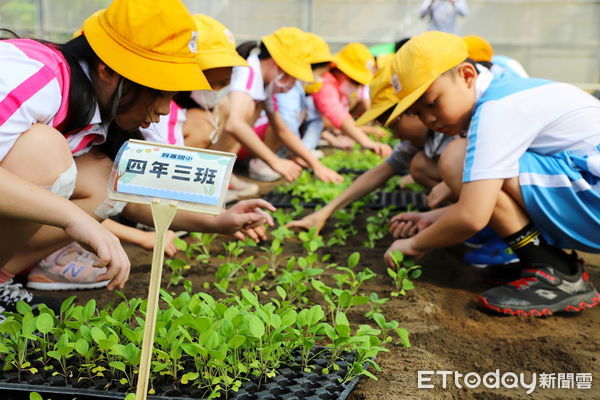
1, 34, 163, 136
330, 67, 361, 85
311, 61, 330, 71
375, 106, 395, 126
97, 122, 144, 161
173, 91, 204, 110
444, 58, 479, 77
394, 37, 411, 52
236, 41, 270, 60
476, 60, 493, 69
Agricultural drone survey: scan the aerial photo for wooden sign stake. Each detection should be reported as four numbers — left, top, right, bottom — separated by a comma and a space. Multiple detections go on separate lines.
135, 199, 178, 400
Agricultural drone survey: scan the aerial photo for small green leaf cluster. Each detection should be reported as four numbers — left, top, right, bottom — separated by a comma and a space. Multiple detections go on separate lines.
363, 207, 394, 248
320, 148, 384, 172
386, 250, 423, 297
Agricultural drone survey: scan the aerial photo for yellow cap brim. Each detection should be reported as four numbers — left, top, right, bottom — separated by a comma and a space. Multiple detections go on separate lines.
197, 50, 248, 70
384, 76, 436, 126
262, 36, 314, 82
356, 101, 396, 126
332, 55, 372, 85
83, 16, 211, 92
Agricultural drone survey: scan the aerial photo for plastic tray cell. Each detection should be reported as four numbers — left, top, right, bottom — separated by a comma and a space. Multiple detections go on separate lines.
0, 348, 368, 400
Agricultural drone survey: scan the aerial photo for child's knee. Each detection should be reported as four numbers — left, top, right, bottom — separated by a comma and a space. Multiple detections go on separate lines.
409, 151, 429, 179
1, 124, 74, 189
72, 151, 121, 219
438, 138, 467, 183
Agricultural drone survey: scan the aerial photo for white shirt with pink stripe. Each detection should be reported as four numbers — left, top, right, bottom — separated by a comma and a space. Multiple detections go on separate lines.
0, 39, 105, 160
139, 101, 186, 146
230, 53, 266, 102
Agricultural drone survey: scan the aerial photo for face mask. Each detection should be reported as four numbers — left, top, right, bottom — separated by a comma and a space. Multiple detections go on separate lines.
338, 78, 357, 99
268, 72, 295, 95
190, 85, 229, 110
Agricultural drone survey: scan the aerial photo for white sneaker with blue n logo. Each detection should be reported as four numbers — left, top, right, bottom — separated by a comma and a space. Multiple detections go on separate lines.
27, 242, 109, 291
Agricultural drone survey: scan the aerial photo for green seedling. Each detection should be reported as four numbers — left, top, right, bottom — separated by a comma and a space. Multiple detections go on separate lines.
387, 250, 422, 296
165, 258, 190, 287
332, 252, 376, 294
364, 292, 389, 319
260, 238, 285, 271
364, 207, 392, 248
370, 312, 411, 347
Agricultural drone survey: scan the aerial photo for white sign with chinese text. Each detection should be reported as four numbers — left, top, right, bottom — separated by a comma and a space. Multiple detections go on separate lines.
108, 140, 236, 215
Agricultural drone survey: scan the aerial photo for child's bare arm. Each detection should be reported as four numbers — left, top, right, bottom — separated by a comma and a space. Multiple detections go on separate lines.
339, 117, 392, 158
385, 179, 503, 263
286, 162, 395, 233
267, 111, 343, 183
224, 91, 301, 181
101, 219, 178, 257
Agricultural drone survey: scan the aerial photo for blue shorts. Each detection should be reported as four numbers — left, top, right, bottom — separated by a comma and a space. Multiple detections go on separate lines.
519, 149, 600, 253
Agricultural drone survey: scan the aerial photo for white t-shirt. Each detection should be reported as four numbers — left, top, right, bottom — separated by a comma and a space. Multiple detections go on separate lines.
140, 101, 186, 146
229, 53, 266, 102
0, 39, 104, 160
464, 76, 600, 182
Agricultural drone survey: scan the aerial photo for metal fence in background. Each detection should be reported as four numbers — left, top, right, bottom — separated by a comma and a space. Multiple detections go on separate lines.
1, 0, 599, 83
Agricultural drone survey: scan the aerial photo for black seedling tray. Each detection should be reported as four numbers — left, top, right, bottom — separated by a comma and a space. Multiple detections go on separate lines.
368, 191, 428, 211
336, 168, 367, 175
0, 348, 368, 400
262, 190, 428, 211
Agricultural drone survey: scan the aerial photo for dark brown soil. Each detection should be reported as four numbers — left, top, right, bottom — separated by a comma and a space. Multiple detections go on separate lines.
38, 212, 600, 400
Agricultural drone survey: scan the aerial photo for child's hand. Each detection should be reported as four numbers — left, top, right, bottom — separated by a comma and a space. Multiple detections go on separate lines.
388, 211, 432, 238
216, 199, 276, 233
325, 133, 355, 150
364, 141, 392, 158
384, 238, 423, 268
139, 230, 178, 257
427, 181, 454, 208
313, 165, 344, 183
64, 213, 131, 291
233, 224, 268, 243
399, 174, 415, 188
270, 158, 302, 182
285, 209, 328, 234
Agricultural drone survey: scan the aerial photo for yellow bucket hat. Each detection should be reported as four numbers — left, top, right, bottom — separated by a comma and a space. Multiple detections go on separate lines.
305, 32, 333, 64
332, 42, 375, 85
262, 27, 314, 82
82, 0, 210, 91
376, 53, 393, 70
355, 56, 397, 126
386, 31, 468, 125
193, 14, 248, 70
463, 35, 494, 63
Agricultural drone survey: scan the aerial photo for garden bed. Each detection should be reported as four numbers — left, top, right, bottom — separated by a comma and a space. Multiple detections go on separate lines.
22, 207, 600, 400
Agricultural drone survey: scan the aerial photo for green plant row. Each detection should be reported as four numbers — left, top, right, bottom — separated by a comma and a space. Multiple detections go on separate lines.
320, 148, 385, 172
0, 283, 388, 399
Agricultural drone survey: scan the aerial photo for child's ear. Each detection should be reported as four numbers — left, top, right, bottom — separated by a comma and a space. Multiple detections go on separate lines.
96, 62, 118, 85
458, 63, 478, 88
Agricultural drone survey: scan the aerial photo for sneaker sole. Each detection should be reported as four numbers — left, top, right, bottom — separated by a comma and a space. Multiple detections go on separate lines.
463, 242, 485, 249
27, 281, 109, 291
470, 258, 520, 269
478, 290, 600, 317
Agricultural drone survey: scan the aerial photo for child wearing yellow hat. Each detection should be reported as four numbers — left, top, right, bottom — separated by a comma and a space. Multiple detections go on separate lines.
139, 14, 259, 202
273, 33, 339, 155
311, 42, 392, 158
215, 27, 343, 184
21, 11, 276, 293
384, 31, 600, 317
287, 54, 454, 233
462, 35, 529, 79
0, 0, 275, 308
